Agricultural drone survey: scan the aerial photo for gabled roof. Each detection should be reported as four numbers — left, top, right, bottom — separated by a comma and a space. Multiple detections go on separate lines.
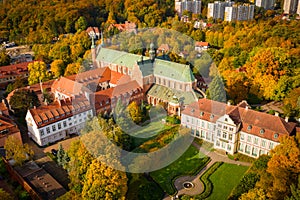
0, 61, 32, 79
182, 98, 297, 141
51, 77, 84, 96
28, 96, 91, 128
182, 98, 235, 122
97, 48, 142, 70
154, 59, 195, 83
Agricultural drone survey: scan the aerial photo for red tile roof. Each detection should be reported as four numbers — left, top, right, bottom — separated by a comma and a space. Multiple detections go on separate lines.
195, 42, 209, 47
0, 61, 32, 78
182, 98, 297, 141
28, 96, 91, 128
0, 115, 22, 146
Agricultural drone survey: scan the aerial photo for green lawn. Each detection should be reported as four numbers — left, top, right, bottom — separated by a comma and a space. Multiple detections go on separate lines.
150, 145, 210, 195
206, 163, 249, 200
131, 120, 173, 148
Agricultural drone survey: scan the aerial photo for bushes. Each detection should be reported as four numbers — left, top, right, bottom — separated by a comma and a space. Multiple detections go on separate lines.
194, 162, 223, 199
228, 172, 259, 200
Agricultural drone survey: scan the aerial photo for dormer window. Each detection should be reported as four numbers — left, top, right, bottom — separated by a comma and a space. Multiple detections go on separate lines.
260, 129, 265, 134
274, 133, 279, 139
200, 111, 204, 116
191, 108, 195, 113
210, 114, 214, 119
225, 118, 228, 122
247, 125, 252, 131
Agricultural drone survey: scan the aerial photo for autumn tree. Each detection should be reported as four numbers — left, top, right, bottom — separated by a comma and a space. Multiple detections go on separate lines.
5, 76, 27, 95
28, 61, 52, 85
262, 135, 300, 199
0, 49, 10, 66
126, 101, 143, 124
50, 59, 65, 78
64, 62, 82, 76
66, 140, 94, 193
81, 159, 127, 200
0, 189, 13, 200
4, 135, 34, 166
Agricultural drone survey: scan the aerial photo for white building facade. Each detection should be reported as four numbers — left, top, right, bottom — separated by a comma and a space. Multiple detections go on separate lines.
255, 0, 275, 10
26, 98, 93, 146
181, 99, 296, 158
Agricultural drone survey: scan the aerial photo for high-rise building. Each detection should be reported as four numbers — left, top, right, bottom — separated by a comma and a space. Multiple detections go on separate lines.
224, 4, 254, 21
175, 0, 202, 16
283, 0, 299, 14
207, 1, 234, 20
255, 0, 275, 10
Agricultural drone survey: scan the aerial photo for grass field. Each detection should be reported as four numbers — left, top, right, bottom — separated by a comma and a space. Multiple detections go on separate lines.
206, 163, 249, 200
150, 145, 210, 195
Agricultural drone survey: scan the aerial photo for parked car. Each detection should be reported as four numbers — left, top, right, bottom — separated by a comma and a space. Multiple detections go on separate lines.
51, 149, 57, 156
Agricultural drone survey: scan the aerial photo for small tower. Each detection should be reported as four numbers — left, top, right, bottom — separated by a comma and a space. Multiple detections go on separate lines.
168, 95, 180, 116
91, 35, 96, 67
149, 43, 156, 61
100, 31, 105, 47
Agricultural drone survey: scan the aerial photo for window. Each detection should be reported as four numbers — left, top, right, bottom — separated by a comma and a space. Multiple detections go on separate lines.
216, 140, 220, 146
260, 129, 265, 134
68, 118, 71, 121
223, 125, 228, 130
269, 142, 274, 149
207, 123, 211, 129
46, 127, 50, 134
274, 133, 279, 139
239, 143, 244, 151
229, 134, 233, 140
79, 119, 82, 122
201, 130, 205, 138
222, 142, 226, 148
40, 129, 44, 136
227, 144, 231, 151
252, 148, 258, 156
200, 111, 204, 116
240, 133, 244, 140
247, 125, 252, 130
217, 130, 221, 137
206, 132, 211, 140
218, 124, 222, 128
245, 145, 251, 154
225, 118, 228, 122
247, 135, 252, 142
202, 121, 205, 128
58, 123, 61, 129
222, 132, 227, 139
79, 113, 81, 117
254, 138, 259, 145
52, 125, 56, 131
63, 121, 67, 127
262, 140, 266, 147
229, 127, 234, 132
195, 130, 200, 137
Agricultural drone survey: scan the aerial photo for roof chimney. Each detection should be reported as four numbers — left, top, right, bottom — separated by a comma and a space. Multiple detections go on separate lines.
285, 116, 289, 122
275, 112, 279, 116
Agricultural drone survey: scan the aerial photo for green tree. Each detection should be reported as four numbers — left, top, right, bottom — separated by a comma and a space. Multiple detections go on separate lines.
81, 159, 127, 200
28, 61, 52, 85
56, 143, 65, 167
0, 189, 13, 200
4, 135, 34, 166
0, 49, 10, 66
9, 89, 40, 116
75, 16, 87, 32
207, 75, 226, 103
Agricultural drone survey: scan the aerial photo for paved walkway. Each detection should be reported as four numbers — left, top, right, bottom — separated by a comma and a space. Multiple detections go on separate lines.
163, 142, 251, 200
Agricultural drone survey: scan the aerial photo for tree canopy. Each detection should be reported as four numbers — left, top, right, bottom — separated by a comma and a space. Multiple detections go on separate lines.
4, 135, 34, 166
